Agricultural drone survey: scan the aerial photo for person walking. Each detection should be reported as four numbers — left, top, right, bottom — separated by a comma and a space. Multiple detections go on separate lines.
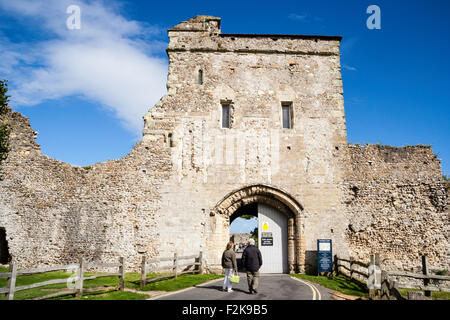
221, 241, 238, 292
241, 238, 262, 294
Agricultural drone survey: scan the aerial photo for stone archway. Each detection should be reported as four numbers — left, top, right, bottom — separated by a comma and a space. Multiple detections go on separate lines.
212, 184, 306, 273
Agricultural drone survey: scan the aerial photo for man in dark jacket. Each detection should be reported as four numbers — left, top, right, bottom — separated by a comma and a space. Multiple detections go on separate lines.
241, 238, 262, 294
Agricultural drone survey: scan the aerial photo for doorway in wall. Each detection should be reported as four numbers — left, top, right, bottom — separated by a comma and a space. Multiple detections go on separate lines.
215, 185, 304, 273
0, 227, 11, 264
229, 203, 258, 272
257, 203, 288, 273
229, 203, 288, 274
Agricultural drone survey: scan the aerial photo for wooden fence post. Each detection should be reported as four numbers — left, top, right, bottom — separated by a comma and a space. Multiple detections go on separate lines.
118, 257, 124, 291
198, 251, 204, 274
173, 253, 178, 278
391, 280, 403, 300
76, 258, 85, 298
334, 255, 339, 276
381, 270, 388, 300
375, 253, 380, 297
6, 263, 17, 300
140, 255, 146, 288
349, 256, 354, 280
422, 255, 431, 297
369, 254, 375, 299
375, 253, 380, 268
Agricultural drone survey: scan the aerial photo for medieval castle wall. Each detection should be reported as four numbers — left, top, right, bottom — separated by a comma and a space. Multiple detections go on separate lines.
0, 110, 172, 270
0, 16, 447, 274
343, 145, 448, 272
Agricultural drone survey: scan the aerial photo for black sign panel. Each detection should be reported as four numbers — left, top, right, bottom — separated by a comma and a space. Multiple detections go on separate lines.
261, 237, 273, 246
317, 239, 332, 274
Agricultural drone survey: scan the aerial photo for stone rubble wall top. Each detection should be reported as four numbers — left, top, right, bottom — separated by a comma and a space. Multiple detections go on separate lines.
167, 15, 341, 56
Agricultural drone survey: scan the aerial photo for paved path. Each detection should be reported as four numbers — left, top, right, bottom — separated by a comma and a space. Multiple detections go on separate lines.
154, 273, 333, 300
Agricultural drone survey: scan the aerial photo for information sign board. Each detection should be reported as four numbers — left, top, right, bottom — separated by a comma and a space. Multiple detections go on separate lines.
317, 239, 332, 274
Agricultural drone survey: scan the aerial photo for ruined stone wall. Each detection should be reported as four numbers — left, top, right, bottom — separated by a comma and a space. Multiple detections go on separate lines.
0, 16, 447, 275
0, 109, 172, 270
342, 145, 449, 272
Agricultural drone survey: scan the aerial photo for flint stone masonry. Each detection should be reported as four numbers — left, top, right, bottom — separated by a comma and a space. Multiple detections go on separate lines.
0, 16, 448, 274
0, 110, 171, 270
342, 145, 448, 272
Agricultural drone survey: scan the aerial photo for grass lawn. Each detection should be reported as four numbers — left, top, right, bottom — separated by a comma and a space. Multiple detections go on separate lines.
291, 274, 450, 300
0, 267, 223, 300
291, 274, 369, 298
397, 288, 450, 300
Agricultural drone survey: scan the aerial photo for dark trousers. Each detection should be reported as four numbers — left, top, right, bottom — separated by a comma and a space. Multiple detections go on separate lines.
246, 271, 259, 291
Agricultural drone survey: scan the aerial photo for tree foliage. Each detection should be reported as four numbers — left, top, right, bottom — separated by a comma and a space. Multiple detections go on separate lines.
443, 175, 450, 192
250, 227, 258, 246
240, 214, 256, 220
0, 79, 11, 167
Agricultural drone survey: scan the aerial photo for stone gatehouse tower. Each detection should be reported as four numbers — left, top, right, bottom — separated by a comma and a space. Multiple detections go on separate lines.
0, 16, 448, 274
143, 15, 348, 273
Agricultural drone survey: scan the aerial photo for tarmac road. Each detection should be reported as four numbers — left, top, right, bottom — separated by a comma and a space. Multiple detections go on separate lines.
153, 273, 332, 300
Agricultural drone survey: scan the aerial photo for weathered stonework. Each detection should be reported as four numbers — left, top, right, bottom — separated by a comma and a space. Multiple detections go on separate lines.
0, 16, 448, 274
0, 110, 172, 269
342, 145, 448, 272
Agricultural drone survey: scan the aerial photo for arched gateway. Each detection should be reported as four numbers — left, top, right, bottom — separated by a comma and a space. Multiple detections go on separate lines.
212, 185, 307, 273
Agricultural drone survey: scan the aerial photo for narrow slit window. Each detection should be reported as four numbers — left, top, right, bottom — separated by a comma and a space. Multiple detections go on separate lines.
222, 104, 230, 128
168, 133, 174, 147
282, 103, 292, 129
198, 69, 203, 85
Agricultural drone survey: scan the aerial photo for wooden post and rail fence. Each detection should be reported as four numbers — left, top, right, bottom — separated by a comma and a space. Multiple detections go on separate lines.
334, 254, 450, 300
1, 251, 204, 300
140, 251, 203, 288
2, 251, 447, 300
0, 257, 125, 300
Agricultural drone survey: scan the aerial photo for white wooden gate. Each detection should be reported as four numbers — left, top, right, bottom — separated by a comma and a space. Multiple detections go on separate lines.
257, 203, 288, 273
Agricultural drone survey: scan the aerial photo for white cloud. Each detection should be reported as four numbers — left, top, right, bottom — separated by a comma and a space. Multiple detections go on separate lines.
288, 13, 323, 23
0, 0, 168, 135
340, 36, 358, 55
342, 64, 357, 71
288, 13, 307, 21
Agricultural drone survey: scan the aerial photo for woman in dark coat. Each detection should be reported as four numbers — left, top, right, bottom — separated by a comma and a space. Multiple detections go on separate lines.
221, 241, 238, 292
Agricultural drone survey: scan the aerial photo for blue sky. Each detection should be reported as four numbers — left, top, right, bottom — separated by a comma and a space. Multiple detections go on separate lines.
230, 217, 258, 235
0, 1, 448, 232
1, 0, 448, 172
